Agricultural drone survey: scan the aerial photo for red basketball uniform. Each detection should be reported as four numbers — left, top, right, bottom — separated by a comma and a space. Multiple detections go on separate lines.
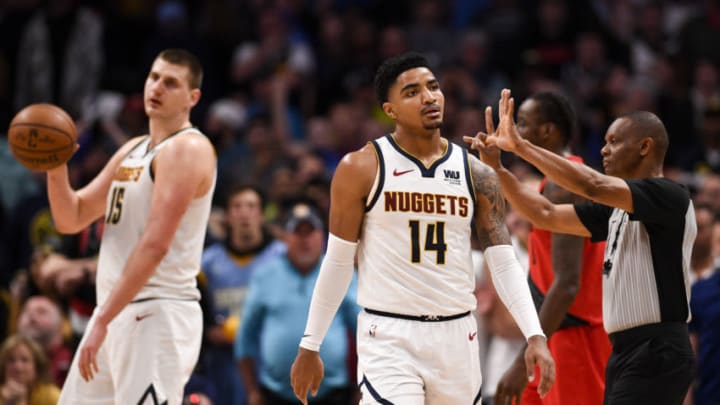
521, 155, 611, 405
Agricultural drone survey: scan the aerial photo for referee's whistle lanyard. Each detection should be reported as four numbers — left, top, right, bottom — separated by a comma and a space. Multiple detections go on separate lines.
603, 212, 627, 276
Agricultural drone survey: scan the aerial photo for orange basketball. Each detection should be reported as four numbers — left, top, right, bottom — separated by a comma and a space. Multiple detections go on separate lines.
8, 103, 77, 171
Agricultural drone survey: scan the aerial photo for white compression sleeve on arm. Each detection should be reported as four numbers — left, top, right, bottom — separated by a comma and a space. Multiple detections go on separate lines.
484, 244, 545, 340
299, 233, 357, 352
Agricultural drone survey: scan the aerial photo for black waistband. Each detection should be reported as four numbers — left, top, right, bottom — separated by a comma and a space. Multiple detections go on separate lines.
130, 296, 199, 304
609, 322, 688, 351
364, 308, 470, 322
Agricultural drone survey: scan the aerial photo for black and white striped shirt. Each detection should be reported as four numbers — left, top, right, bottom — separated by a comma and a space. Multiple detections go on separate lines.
575, 178, 696, 334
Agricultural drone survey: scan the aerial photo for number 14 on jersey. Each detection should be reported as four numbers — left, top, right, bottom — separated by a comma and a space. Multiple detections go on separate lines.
408, 220, 447, 265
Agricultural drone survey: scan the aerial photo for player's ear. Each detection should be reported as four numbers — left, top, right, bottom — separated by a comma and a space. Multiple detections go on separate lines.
383, 102, 397, 120
189, 88, 201, 107
639, 137, 653, 157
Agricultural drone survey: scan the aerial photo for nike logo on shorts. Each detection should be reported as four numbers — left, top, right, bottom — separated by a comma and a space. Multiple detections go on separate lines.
136, 313, 153, 322
468, 332, 477, 341
393, 168, 413, 176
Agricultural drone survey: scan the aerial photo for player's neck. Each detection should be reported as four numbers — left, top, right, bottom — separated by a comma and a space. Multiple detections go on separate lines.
392, 128, 445, 160
148, 115, 192, 145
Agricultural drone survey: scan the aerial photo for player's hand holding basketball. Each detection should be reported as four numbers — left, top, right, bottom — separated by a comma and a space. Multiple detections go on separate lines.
525, 335, 556, 397
290, 347, 324, 405
8, 104, 78, 171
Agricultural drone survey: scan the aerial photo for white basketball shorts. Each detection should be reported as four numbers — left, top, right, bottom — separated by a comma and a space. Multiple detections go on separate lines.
356, 309, 482, 405
58, 299, 202, 405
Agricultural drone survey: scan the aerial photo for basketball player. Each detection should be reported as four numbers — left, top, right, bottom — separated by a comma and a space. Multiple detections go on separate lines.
45, 49, 216, 404
290, 52, 554, 405
491, 93, 610, 405
466, 89, 695, 404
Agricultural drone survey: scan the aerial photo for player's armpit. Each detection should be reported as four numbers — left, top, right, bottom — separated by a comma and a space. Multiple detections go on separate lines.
469, 157, 511, 250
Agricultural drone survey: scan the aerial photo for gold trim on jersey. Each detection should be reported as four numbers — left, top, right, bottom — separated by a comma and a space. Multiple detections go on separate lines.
113, 165, 144, 182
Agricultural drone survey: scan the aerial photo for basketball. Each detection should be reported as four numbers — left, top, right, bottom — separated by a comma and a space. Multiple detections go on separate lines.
8, 103, 77, 171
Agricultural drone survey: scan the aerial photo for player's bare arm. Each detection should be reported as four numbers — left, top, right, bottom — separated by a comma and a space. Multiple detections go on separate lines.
78, 133, 215, 381
291, 144, 377, 405
539, 181, 586, 336
327, 144, 378, 241
492, 89, 633, 212
46, 136, 147, 234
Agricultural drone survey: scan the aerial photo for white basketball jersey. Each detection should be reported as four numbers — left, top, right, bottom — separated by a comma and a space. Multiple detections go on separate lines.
357, 134, 476, 316
96, 128, 215, 305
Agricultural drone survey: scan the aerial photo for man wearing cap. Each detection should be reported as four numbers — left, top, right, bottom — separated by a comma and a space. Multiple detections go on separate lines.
235, 203, 361, 405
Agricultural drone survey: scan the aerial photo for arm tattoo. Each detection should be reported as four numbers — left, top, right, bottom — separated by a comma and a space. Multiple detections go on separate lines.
470, 157, 511, 249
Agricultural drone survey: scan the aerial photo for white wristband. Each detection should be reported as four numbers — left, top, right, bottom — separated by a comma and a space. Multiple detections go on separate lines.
484, 244, 545, 340
299, 233, 357, 351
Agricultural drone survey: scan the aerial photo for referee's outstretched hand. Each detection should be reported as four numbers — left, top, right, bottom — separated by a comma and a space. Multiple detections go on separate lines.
290, 347, 324, 405
463, 106, 503, 171
525, 335, 556, 398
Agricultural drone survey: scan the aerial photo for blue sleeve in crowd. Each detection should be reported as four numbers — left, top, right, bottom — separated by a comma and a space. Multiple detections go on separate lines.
234, 264, 267, 360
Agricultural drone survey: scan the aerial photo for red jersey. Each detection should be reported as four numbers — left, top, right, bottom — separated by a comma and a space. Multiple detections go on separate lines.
527, 155, 606, 326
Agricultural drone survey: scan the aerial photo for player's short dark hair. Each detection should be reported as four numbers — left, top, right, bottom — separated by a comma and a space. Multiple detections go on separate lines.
529, 92, 576, 146
374, 52, 431, 104
157, 48, 203, 89
224, 183, 266, 210
621, 111, 669, 159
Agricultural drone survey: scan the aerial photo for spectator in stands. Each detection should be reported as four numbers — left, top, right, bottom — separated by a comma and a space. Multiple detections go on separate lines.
0, 334, 60, 405
691, 204, 718, 284
236, 203, 359, 405
689, 261, 720, 405
199, 184, 285, 405
16, 295, 71, 388
30, 219, 102, 347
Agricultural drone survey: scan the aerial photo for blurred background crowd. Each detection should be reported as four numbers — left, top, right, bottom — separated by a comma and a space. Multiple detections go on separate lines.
0, 0, 719, 404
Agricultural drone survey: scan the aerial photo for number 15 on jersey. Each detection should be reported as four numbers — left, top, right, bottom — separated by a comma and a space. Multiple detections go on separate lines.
106, 186, 125, 225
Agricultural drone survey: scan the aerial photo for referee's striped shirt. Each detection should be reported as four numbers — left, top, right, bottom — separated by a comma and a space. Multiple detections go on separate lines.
574, 178, 696, 334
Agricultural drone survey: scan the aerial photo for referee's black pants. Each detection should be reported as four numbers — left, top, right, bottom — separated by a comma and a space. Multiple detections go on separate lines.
604, 322, 695, 405
260, 385, 353, 405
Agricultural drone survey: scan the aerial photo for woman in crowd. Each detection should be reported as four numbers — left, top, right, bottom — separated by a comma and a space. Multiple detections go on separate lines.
0, 334, 60, 405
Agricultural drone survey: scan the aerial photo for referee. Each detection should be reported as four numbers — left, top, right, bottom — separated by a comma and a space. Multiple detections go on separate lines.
467, 89, 695, 404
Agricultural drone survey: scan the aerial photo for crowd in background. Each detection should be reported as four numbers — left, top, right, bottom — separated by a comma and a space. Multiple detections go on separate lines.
0, 0, 719, 404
